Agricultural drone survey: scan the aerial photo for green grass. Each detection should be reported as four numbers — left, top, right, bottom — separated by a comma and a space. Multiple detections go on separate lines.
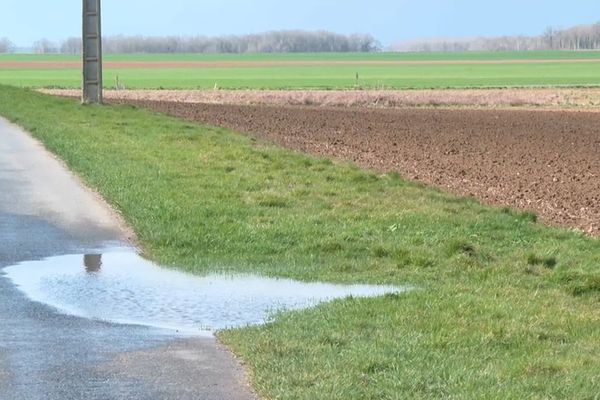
1, 51, 600, 89
0, 85, 598, 399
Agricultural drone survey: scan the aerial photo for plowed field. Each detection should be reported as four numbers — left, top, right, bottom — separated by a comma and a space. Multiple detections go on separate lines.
113, 99, 600, 236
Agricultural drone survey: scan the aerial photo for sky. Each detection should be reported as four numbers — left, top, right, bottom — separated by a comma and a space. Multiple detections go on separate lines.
2, 0, 600, 47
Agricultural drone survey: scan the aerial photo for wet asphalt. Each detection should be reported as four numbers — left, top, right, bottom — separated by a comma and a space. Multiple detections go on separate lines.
0, 117, 256, 400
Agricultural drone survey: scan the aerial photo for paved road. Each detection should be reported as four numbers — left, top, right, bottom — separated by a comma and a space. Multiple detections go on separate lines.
0, 117, 256, 400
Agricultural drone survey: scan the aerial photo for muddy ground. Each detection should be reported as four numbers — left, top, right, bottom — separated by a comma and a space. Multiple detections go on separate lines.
111, 99, 600, 236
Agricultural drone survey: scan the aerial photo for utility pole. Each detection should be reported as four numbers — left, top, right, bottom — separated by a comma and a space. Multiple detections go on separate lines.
82, 0, 103, 104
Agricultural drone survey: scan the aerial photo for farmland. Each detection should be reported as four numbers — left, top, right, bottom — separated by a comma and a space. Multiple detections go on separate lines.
2, 50, 600, 400
1, 86, 599, 399
1, 51, 600, 89
111, 99, 600, 237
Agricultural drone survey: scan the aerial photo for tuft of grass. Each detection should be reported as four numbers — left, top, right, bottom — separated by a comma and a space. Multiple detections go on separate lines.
372, 246, 391, 258
447, 239, 478, 258
527, 253, 558, 269
553, 270, 600, 296
256, 194, 290, 208
0, 86, 599, 399
502, 207, 538, 223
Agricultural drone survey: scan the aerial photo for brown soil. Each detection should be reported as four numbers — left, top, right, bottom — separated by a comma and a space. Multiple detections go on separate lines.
5, 58, 600, 70
111, 99, 600, 236
42, 88, 600, 109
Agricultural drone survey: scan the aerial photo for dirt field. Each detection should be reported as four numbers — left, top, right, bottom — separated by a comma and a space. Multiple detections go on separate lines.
108, 98, 600, 236
6, 58, 600, 69
43, 88, 600, 109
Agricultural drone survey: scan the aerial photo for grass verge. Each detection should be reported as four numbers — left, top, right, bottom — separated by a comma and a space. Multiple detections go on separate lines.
0, 86, 598, 399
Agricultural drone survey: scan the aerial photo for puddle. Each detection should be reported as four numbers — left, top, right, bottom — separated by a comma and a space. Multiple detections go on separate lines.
2, 249, 406, 335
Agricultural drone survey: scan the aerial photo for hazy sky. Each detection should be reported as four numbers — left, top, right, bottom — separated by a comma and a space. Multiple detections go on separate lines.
2, 0, 600, 47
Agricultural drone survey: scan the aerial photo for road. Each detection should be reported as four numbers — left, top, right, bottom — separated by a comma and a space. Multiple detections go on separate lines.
0, 117, 256, 400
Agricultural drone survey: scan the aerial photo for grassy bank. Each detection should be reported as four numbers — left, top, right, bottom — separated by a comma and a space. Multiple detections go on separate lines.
0, 86, 598, 399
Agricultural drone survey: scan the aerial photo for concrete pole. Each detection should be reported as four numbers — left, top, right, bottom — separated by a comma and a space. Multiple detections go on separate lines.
82, 0, 103, 104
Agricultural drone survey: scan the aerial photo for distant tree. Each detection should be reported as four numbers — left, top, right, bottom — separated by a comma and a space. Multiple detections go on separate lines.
391, 21, 600, 52
0, 38, 14, 53
60, 37, 81, 55
543, 27, 556, 50
33, 38, 58, 54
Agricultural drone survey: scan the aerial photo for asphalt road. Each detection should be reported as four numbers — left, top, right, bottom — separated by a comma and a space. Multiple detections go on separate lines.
0, 117, 256, 400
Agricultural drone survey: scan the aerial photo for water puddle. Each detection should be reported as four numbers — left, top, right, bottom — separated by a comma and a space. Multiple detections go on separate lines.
2, 249, 406, 335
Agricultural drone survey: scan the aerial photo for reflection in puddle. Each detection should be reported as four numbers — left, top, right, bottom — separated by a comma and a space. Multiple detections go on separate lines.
3, 249, 407, 334
84, 254, 102, 273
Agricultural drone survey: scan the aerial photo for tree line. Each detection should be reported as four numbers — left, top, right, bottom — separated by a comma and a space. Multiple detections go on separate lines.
22, 31, 380, 55
0, 38, 14, 53
393, 21, 600, 52
4, 22, 600, 55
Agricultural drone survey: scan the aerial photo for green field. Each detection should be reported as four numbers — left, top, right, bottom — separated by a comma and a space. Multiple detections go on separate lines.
1, 51, 600, 89
0, 86, 598, 399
